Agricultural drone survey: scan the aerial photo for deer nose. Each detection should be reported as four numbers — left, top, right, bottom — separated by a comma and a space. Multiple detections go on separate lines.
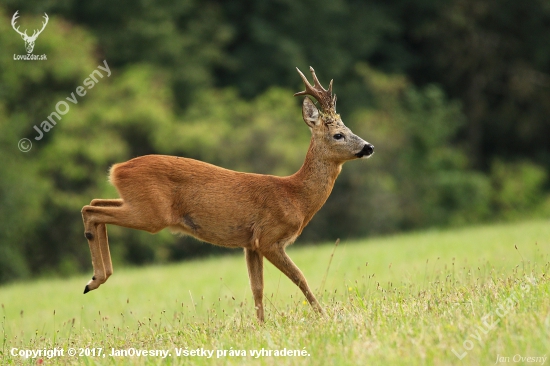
356, 144, 374, 158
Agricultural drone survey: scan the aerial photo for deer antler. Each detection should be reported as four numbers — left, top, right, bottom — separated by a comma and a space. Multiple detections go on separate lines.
294, 66, 337, 114
11, 11, 28, 38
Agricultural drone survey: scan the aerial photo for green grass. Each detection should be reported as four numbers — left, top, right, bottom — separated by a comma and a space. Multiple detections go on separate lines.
1, 219, 549, 365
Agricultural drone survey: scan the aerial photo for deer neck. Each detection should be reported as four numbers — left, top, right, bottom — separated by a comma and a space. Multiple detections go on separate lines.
289, 137, 342, 219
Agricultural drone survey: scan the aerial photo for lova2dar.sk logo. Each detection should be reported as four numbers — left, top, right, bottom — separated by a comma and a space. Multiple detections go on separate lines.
12, 10, 48, 60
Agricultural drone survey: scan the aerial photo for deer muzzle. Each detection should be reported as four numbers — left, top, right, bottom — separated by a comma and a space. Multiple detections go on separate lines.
355, 143, 374, 158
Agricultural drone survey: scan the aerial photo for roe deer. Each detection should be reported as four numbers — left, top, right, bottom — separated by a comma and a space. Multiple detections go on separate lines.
81, 67, 374, 322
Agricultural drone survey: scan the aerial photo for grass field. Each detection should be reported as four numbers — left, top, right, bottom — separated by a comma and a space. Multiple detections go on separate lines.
1, 219, 549, 365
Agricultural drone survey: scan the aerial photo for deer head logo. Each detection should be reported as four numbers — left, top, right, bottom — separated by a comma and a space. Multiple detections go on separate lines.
11, 11, 49, 54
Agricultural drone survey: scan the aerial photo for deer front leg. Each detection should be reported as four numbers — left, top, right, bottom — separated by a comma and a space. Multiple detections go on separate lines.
263, 248, 324, 315
245, 248, 264, 322
82, 199, 122, 293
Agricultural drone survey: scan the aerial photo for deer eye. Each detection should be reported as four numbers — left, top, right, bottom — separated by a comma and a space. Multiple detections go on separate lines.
333, 133, 344, 140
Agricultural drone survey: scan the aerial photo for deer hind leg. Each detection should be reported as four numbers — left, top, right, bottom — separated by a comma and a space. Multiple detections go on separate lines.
81, 199, 166, 293
245, 247, 264, 322
83, 199, 122, 293
81, 199, 122, 293
263, 248, 324, 315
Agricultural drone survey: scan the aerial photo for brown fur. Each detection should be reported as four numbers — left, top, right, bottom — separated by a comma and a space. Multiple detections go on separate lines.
81, 69, 373, 322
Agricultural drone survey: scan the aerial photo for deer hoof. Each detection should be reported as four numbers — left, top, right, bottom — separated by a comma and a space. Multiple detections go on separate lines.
83, 285, 90, 294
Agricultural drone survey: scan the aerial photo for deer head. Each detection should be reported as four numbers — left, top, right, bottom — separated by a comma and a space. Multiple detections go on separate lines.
295, 67, 374, 162
11, 11, 49, 54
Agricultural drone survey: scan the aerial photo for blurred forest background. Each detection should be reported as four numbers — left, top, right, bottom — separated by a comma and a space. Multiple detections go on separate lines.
1, 0, 549, 284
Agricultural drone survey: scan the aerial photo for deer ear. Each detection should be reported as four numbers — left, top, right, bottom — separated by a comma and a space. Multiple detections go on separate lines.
302, 97, 320, 128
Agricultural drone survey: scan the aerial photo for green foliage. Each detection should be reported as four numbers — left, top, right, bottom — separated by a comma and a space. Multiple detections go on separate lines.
0, 1, 549, 282
0, 8, 98, 281
409, 0, 550, 167
170, 87, 310, 176
4, 0, 233, 108
213, 0, 398, 101
0, 105, 49, 282
490, 160, 548, 218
